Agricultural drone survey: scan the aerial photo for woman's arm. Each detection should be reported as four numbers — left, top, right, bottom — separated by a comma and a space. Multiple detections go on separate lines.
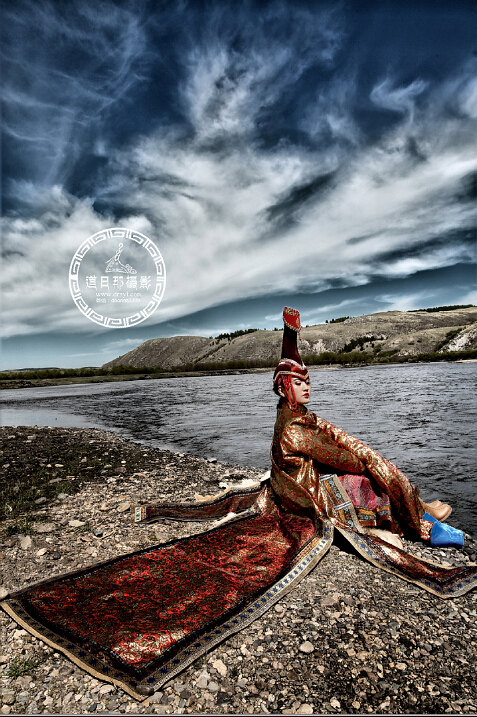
309, 413, 427, 536
282, 421, 367, 474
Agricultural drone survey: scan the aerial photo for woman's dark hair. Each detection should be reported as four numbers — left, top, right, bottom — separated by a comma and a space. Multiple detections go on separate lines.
273, 374, 285, 397
273, 376, 286, 407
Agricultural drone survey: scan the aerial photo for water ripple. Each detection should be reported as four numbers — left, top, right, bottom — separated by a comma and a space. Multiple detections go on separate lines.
1, 362, 476, 533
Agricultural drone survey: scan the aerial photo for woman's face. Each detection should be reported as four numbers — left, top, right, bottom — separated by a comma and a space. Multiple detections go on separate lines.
279, 376, 311, 405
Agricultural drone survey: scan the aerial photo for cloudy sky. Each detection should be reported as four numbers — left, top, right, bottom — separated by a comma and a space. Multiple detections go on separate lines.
2, 0, 476, 369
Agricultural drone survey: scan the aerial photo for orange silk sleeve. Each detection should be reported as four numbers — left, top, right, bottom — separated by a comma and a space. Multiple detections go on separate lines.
282, 421, 367, 475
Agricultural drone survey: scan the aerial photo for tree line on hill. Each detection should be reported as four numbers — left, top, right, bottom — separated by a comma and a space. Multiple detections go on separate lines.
2, 305, 475, 382
2, 348, 477, 382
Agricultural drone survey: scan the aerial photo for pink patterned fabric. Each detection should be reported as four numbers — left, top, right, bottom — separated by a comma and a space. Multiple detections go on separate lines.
339, 474, 393, 528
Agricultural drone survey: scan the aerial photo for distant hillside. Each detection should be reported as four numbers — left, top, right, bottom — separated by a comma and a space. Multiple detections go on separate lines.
102, 307, 477, 371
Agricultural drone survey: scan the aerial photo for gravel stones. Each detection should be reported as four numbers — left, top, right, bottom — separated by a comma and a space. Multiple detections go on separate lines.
1, 690, 15, 705
117, 502, 131, 513
0, 425, 476, 715
35, 524, 56, 534
320, 593, 341, 608
211, 659, 227, 677
18, 536, 32, 550
196, 671, 209, 689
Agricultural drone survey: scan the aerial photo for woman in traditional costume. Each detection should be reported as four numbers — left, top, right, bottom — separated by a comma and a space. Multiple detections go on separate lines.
1, 308, 476, 700
270, 307, 461, 548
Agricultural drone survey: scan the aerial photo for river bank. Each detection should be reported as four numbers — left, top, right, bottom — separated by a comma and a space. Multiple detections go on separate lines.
0, 426, 476, 714
2, 354, 477, 391
0, 366, 317, 391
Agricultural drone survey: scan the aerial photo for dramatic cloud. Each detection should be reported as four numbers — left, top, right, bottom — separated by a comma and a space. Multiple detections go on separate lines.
1, 0, 476, 367
1, 0, 150, 195
370, 78, 428, 123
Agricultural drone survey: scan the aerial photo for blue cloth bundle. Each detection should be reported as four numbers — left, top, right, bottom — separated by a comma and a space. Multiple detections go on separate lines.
422, 512, 465, 547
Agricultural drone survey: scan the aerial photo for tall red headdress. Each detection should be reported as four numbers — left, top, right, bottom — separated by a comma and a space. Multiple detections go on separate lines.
273, 307, 309, 409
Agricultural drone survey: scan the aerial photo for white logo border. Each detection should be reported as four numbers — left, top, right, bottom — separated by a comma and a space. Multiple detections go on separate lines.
69, 227, 166, 328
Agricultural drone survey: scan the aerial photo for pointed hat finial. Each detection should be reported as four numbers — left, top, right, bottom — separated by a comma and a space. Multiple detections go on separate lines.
273, 307, 309, 384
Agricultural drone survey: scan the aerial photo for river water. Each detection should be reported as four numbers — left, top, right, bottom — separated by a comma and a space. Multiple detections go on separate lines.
1, 363, 476, 534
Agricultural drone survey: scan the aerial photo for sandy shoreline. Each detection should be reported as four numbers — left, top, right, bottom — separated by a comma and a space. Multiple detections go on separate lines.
0, 426, 476, 714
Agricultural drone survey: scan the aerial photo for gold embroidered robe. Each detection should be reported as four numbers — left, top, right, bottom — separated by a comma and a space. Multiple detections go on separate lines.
270, 402, 427, 539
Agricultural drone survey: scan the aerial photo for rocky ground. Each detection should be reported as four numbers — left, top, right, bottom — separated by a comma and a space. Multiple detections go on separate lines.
0, 426, 476, 715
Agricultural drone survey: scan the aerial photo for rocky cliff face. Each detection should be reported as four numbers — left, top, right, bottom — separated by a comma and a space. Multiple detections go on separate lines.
101, 307, 477, 370
443, 321, 477, 352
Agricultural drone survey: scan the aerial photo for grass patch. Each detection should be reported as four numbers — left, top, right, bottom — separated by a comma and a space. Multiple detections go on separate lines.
50, 482, 76, 496
4, 517, 39, 536
5, 655, 43, 678
339, 335, 380, 353
302, 350, 375, 366
0, 365, 165, 381
74, 522, 91, 533
401, 348, 477, 363
0, 429, 164, 524
1, 450, 108, 522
